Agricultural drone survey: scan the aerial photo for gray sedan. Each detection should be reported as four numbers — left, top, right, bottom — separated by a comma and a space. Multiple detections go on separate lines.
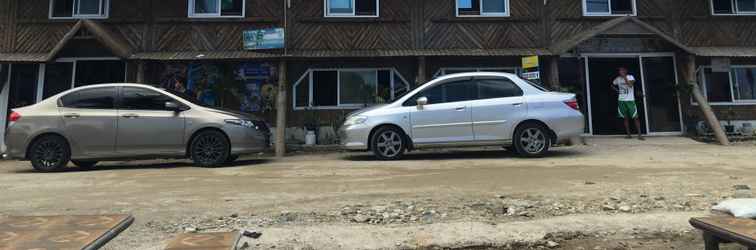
5, 83, 270, 172
339, 72, 585, 160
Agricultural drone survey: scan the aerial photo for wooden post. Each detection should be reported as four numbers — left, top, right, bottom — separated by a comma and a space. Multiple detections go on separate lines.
548, 56, 561, 89
275, 59, 288, 157
135, 61, 145, 83
682, 54, 729, 146
417, 56, 427, 86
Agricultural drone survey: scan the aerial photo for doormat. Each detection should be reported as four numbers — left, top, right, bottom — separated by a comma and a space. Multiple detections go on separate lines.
165, 232, 240, 250
0, 214, 134, 250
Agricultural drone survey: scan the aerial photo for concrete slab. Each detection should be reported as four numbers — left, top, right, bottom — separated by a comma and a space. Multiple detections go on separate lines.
0, 214, 133, 250
164, 232, 240, 250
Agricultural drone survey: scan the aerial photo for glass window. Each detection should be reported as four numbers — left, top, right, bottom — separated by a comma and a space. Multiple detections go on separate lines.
733, 68, 756, 101
477, 78, 523, 99
44, 62, 74, 99
444, 80, 477, 103
703, 68, 733, 102
313, 71, 338, 106
60, 87, 116, 109
294, 69, 410, 108
8, 64, 39, 109
327, 0, 377, 16
51, 0, 108, 18
121, 87, 176, 111
74, 60, 125, 87
584, 0, 634, 15
713, 0, 735, 13
190, 0, 244, 17
340, 70, 378, 105
737, 0, 756, 12
457, 0, 508, 16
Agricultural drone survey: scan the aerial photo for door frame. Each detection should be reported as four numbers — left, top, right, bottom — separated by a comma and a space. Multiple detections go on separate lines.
582, 52, 684, 136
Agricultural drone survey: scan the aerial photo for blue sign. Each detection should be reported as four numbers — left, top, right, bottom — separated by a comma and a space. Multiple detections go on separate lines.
243, 28, 285, 50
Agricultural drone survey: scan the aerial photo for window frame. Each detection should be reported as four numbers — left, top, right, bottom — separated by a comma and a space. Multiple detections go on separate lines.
324, 0, 380, 17
694, 65, 756, 106
293, 68, 410, 110
582, 0, 637, 17
118, 86, 182, 111
455, 0, 510, 17
710, 0, 756, 16
188, 0, 246, 18
49, 0, 110, 20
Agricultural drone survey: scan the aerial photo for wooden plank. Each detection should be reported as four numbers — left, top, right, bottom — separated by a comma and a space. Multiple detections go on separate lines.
690, 216, 756, 249
164, 232, 240, 250
0, 214, 134, 250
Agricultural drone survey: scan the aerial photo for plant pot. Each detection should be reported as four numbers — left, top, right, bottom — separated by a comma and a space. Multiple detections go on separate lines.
305, 131, 317, 146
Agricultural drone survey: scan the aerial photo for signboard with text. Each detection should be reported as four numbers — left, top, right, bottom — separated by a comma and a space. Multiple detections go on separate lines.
521, 56, 541, 81
243, 28, 285, 50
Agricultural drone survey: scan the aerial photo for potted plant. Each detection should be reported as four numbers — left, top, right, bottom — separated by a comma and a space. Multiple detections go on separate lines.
303, 108, 319, 145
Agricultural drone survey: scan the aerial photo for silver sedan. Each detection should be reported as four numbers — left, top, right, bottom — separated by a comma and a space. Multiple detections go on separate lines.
339, 72, 584, 160
5, 83, 270, 172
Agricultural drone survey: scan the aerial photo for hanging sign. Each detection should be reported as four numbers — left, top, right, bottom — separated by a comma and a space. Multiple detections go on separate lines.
521, 56, 541, 81
243, 28, 285, 50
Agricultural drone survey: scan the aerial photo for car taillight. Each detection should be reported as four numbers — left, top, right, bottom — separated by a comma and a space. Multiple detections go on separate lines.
564, 99, 580, 111
8, 111, 21, 122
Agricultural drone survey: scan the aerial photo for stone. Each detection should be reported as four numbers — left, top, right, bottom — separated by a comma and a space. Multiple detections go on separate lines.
733, 184, 751, 190
618, 206, 632, 213
184, 227, 198, 233
602, 205, 616, 211
352, 215, 370, 223
546, 241, 560, 248
734, 189, 753, 198
242, 230, 262, 239
585, 181, 596, 185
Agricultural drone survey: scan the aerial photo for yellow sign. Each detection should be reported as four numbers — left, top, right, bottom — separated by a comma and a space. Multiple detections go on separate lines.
521, 56, 539, 69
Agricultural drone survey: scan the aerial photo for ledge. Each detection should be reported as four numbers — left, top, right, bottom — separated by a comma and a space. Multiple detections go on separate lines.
297, 18, 410, 24
431, 17, 539, 23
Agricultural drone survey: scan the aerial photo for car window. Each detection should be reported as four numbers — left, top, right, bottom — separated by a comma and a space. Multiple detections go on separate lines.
403, 79, 477, 106
477, 78, 523, 99
60, 87, 116, 109
120, 87, 175, 111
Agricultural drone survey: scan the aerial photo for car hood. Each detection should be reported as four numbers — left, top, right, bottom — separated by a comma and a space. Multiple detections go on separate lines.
202, 107, 260, 120
347, 104, 389, 117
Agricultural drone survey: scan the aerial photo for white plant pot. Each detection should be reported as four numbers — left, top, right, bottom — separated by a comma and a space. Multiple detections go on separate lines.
305, 131, 317, 146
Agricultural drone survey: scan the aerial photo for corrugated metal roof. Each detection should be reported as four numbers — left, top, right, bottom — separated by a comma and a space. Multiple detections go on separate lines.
0, 53, 49, 63
691, 47, 756, 57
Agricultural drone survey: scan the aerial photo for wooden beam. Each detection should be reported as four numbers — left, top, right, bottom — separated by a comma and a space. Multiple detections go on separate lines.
275, 59, 288, 157
681, 54, 729, 146
417, 56, 427, 86
135, 61, 145, 83
547, 56, 561, 89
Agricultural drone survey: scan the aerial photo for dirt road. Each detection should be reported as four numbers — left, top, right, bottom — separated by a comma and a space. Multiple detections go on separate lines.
0, 137, 754, 249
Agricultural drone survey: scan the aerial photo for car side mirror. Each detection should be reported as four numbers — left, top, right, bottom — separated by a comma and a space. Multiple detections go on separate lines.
165, 101, 183, 112
416, 97, 428, 109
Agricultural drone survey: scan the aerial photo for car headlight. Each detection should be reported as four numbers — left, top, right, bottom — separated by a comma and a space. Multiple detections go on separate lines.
225, 119, 256, 128
343, 116, 368, 126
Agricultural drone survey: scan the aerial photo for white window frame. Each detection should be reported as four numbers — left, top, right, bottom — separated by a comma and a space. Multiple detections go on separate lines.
694, 65, 756, 106
49, 0, 110, 19
455, 0, 510, 17
582, 0, 637, 17
293, 68, 409, 110
188, 0, 246, 18
433, 67, 520, 78
710, 0, 756, 16
324, 0, 379, 17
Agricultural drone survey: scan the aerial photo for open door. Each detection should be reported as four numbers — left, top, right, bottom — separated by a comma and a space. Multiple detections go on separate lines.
587, 57, 647, 135
642, 56, 682, 133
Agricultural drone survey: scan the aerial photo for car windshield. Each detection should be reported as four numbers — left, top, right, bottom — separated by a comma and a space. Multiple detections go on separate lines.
163, 89, 208, 107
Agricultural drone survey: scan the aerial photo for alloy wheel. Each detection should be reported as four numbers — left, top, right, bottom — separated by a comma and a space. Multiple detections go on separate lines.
194, 134, 226, 165
519, 128, 547, 154
376, 131, 403, 158
32, 140, 66, 169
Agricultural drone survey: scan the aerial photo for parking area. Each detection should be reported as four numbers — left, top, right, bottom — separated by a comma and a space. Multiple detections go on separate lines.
0, 137, 754, 249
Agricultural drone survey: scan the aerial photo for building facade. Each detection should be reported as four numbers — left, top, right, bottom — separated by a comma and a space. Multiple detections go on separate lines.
1, 0, 756, 148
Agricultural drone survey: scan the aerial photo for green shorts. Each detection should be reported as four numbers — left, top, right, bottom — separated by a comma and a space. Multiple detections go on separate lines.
617, 101, 638, 119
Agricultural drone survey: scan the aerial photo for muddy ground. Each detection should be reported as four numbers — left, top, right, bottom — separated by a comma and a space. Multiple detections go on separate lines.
0, 137, 754, 249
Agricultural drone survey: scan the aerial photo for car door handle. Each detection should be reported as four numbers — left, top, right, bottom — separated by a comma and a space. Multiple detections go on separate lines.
121, 114, 140, 119
512, 103, 524, 107
63, 113, 80, 119
455, 107, 466, 111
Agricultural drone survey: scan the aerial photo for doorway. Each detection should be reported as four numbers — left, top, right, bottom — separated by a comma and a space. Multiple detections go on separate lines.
585, 54, 683, 135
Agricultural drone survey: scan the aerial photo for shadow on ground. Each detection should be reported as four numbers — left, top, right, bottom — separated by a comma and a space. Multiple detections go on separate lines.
342, 148, 584, 161
10, 159, 272, 174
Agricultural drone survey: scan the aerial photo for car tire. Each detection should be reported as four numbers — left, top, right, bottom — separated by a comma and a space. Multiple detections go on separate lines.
190, 130, 230, 168
28, 135, 71, 172
513, 123, 551, 158
371, 126, 407, 161
225, 155, 240, 164
71, 160, 98, 169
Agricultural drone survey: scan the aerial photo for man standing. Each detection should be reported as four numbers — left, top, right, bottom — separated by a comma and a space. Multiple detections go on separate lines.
612, 67, 644, 140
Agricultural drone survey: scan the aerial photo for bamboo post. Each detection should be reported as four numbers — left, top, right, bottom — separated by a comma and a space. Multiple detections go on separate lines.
548, 56, 561, 89
275, 59, 288, 157
682, 54, 729, 146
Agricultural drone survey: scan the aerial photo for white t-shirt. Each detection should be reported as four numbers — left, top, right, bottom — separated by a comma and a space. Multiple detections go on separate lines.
613, 75, 636, 101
